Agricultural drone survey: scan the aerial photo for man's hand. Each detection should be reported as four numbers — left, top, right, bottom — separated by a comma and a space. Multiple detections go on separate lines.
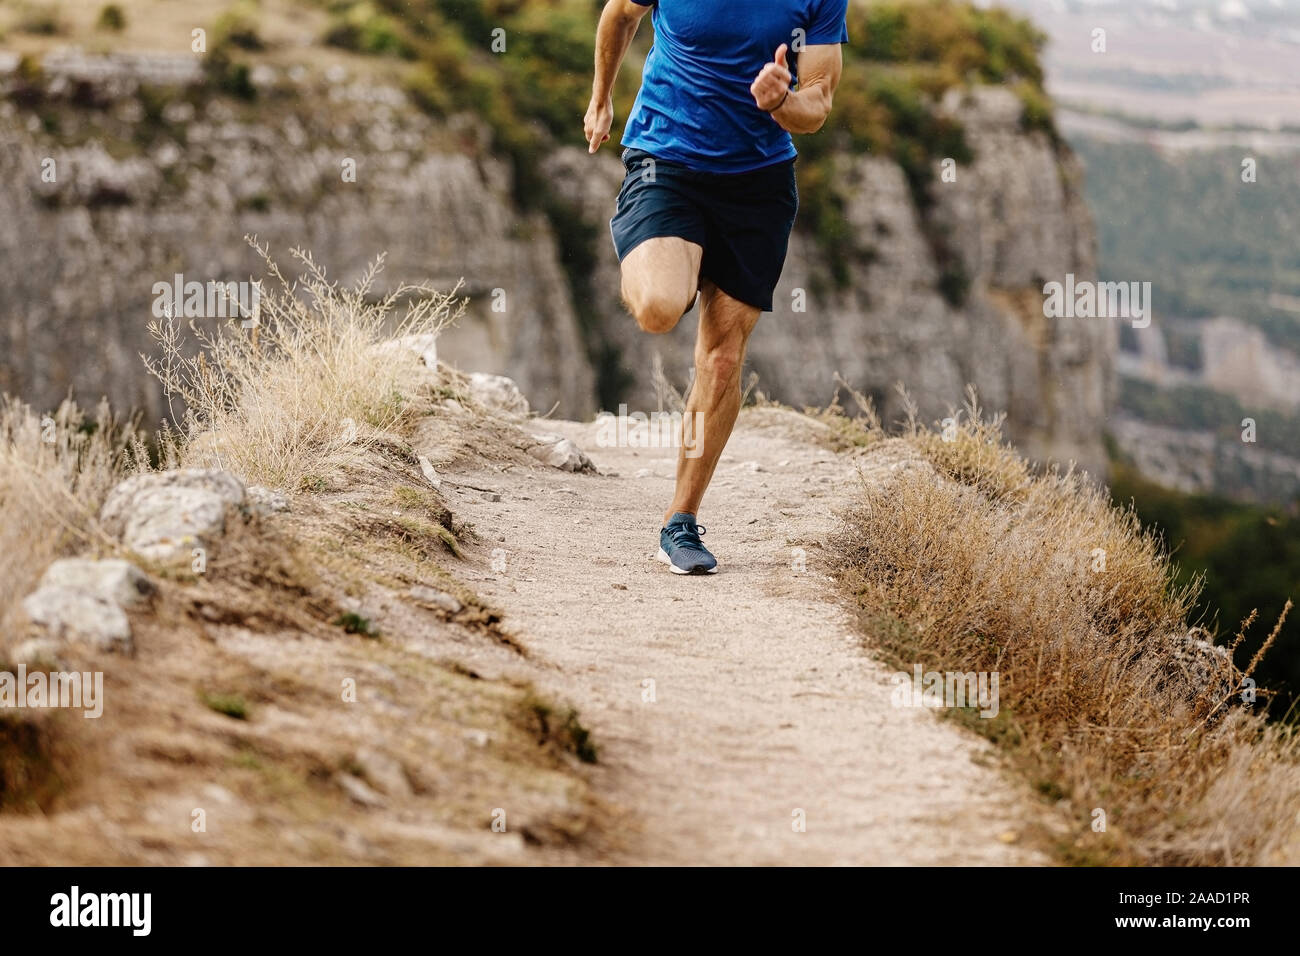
585, 94, 614, 153
756, 43, 841, 134
587, 2, 649, 153
750, 44, 792, 113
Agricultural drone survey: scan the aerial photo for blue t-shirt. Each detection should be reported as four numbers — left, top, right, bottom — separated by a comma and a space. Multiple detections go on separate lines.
622, 0, 849, 174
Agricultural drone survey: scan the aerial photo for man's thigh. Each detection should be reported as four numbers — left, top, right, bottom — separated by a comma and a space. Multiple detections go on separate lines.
620, 236, 703, 312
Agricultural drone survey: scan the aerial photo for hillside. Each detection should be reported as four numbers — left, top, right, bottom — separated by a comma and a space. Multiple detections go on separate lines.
2, 295, 1295, 862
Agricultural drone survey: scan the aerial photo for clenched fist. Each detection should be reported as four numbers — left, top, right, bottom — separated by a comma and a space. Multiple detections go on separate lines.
585, 94, 614, 153
750, 44, 792, 112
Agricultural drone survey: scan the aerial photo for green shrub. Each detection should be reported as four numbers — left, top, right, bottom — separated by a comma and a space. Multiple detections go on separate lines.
213, 2, 265, 52
201, 691, 249, 720
323, 2, 413, 58
15, 3, 66, 36
96, 3, 126, 32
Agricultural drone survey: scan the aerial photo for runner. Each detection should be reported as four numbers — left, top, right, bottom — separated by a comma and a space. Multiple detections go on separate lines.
584, 0, 849, 574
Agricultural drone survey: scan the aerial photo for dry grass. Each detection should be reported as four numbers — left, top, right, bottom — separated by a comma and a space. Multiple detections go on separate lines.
0, 396, 142, 629
0, 397, 141, 813
143, 237, 462, 491
831, 387, 1300, 865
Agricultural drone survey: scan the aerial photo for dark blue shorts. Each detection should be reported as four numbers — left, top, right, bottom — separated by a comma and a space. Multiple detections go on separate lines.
609, 148, 798, 312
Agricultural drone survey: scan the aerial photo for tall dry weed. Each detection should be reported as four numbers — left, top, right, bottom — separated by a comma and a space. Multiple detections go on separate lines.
0, 397, 142, 629
143, 238, 462, 489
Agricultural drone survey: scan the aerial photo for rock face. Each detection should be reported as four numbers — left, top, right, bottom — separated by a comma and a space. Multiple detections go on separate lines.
0, 55, 597, 423
1111, 413, 1300, 502
0, 58, 1111, 476
1188, 318, 1300, 413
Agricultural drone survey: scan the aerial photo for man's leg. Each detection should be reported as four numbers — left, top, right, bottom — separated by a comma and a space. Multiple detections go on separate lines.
663, 279, 760, 524
620, 236, 703, 334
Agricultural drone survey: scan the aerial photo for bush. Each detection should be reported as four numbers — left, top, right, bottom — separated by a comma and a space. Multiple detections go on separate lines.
14, 3, 66, 36
142, 239, 463, 490
323, 2, 413, 58
212, 2, 265, 52
96, 4, 126, 32
1110, 460, 1300, 716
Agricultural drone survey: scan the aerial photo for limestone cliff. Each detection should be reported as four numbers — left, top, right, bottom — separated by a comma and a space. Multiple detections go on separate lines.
1, 55, 1111, 476
0, 53, 595, 424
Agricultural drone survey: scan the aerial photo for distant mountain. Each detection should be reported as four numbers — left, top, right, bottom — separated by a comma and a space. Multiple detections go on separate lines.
995, 1, 1300, 503
1001, 0, 1300, 129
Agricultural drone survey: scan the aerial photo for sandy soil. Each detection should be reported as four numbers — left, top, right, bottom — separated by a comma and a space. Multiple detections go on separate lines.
438, 406, 1047, 865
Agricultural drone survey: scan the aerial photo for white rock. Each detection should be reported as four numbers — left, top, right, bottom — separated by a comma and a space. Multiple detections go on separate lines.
526, 432, 595, 473
37, 558, 153, 607
21, 586, 133, 653
372, 333, 439, 370
354, 747, 414, 797
409, 585, 462, 614
9, 637, 66, 666
417, 454, 442, 489
468, 373, 530, 417
100, 469, 245, 563
245, 485, 290, 515
336, 772, 387, 808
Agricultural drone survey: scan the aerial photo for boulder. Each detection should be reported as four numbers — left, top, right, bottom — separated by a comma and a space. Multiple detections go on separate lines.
245, 485, 291, 516
100, 469, 246, 563
526, 432, 595, 473
409, 585, 463, 614
21, 587, 133, 654
353, 747, 414, 797
336, 772, 387, 808
468, 373, 530, 418
37, 557, 154, 607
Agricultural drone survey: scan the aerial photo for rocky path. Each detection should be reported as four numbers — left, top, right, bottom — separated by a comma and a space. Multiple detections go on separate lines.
440, 407, 1044, 865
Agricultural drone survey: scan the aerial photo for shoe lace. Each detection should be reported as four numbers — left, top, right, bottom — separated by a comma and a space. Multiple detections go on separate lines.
666, 522, 707, 550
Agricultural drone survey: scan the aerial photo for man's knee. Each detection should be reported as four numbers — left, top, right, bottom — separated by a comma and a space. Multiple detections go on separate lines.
696, 336, 745, 383
627, 288, 691, 335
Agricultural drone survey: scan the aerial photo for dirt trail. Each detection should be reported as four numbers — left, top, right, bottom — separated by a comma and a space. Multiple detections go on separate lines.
441, 407, 1045, 865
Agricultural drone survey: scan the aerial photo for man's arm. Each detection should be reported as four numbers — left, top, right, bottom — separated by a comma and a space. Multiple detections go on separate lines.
750, 43, 843, 135
585, 0, 652, 154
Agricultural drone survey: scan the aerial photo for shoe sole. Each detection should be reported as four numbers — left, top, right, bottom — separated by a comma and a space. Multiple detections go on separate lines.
657, 547, 718, 575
